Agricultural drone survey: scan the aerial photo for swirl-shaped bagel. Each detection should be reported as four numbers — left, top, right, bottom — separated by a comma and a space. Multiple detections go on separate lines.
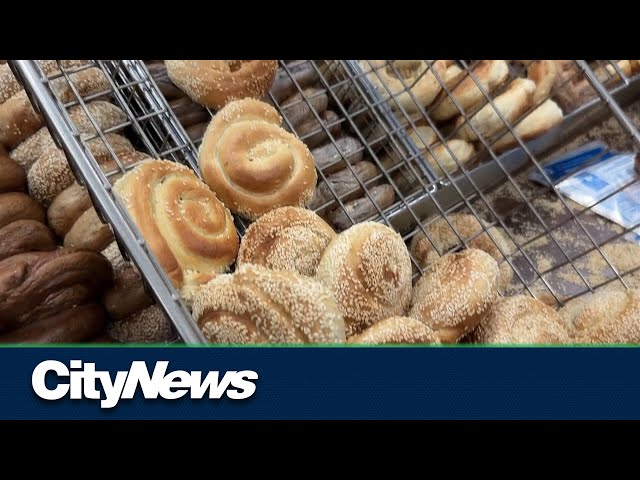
237, 206, 336, 276
198, 98, 317, 220
192, 264, 346, 344
113, 159, 239, 290
165, 60, 278, 110
359, 60, 447, 112
315, 221, 413, 337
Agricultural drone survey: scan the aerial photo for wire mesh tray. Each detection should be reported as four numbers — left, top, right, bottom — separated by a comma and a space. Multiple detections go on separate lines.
13, 59, 640, 344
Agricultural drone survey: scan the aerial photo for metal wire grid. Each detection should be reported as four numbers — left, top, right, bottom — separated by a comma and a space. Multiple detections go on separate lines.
10, 59, 205, 343
173, 59, 640, 307
347, 60, 640, 305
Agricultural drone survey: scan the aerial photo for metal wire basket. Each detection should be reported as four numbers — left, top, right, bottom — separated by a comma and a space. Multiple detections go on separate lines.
13, 59, 640, 343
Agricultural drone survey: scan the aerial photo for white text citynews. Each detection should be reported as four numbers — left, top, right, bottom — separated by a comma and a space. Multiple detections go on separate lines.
31, 360, 258, 409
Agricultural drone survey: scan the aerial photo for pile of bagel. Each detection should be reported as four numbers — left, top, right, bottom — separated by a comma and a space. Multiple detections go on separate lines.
0, 60, 173, 344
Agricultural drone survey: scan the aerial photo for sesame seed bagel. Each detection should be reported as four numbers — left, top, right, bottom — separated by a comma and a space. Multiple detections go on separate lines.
28, 133, 134, 207
409, 248, 500, 343
560, 288, 640, 344
347, 316, 440, 345
0, 60, 90, 106
471, 295, 570, 344
315, 222, 413, 337
11, 100, 127, 172
108, 305, 174, 344
409, 213, 514, 290
192, 264, 346, 344
237, 206, 336, 276
165, 60, 278, 110
198, 98, 317, 220
0, 66, 109, 148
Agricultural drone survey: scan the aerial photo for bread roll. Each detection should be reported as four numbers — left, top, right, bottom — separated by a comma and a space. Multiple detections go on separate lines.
281, 88, 328, 127
270, 61, 318, 102
101, 242, 153, 320
192, 264, 346, 344
409, 248, 499, 343
198, 98, 317, 220
165, 60, 278, 109
409, 213, 514, 290
28, 133, 134, 206
326, 184, 396, 230
316, 222, 413, 337
454, 78, 536, 142
0, 60, 90, 106
347, 316, 440, 345
0, 154, 26, 193
147, 62, 184, 100
11, 100, 127, 172
64, 207, 113, 252
0, 220, 56, 261
311, 136, 364, 173
0, 249, 113, 332
471, 295, 569, 344
47, 183, 92, 237
0, 67, 109, 148
0, 192, 46, 229
108, 305, 174, 344
360, 60, 448, 112
520, 60, 558, 104
407, 126, 437, 149
0, 303, 107, 344
560, 288, 640, 344
431, 60, 510, 121
309, 161, 379, 210
113, 159, 239, 290
422, 140, 476, 177
491, 99, 563, 153
293, 110, 341, 149
237, 206, 336, 276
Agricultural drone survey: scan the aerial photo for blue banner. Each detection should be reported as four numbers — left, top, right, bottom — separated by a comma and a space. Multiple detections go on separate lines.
1, 346, 640, 420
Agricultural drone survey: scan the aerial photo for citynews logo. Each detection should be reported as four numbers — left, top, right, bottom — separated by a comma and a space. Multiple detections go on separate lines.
31, 360, 258, 409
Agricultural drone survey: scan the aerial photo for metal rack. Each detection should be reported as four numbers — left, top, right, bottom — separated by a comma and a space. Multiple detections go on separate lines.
13, 59, 640, 344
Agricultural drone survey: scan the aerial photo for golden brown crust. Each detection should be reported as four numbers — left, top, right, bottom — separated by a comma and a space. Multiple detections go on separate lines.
0, 303, 107, 344
0, 192, 46, 229
11, 100, 127, 172
422, 140, 476, 177
63, 207, 113, 252
409, 248, 499, 343
315, 222, 413, 337
454, 78, 536, 142
165, 60, 278, 110
199, 98, 317, 220
0, 220, 56, 261
47, 183, 92, 237
192, 264, 346, 344
0, 249, 113, 333
0, 67, 109, 148
108, 305, 174, 344
471, 295, 570, 344
360, 60, 447, 112
409, 213, 514, 291
560, 288, 640, 344
237, 206, 336, 276
113, 159, 239, 290
347, 316, 440, 345
492, 99, 563, 153
431, 60, 510, 121
0, 154, 27, 193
